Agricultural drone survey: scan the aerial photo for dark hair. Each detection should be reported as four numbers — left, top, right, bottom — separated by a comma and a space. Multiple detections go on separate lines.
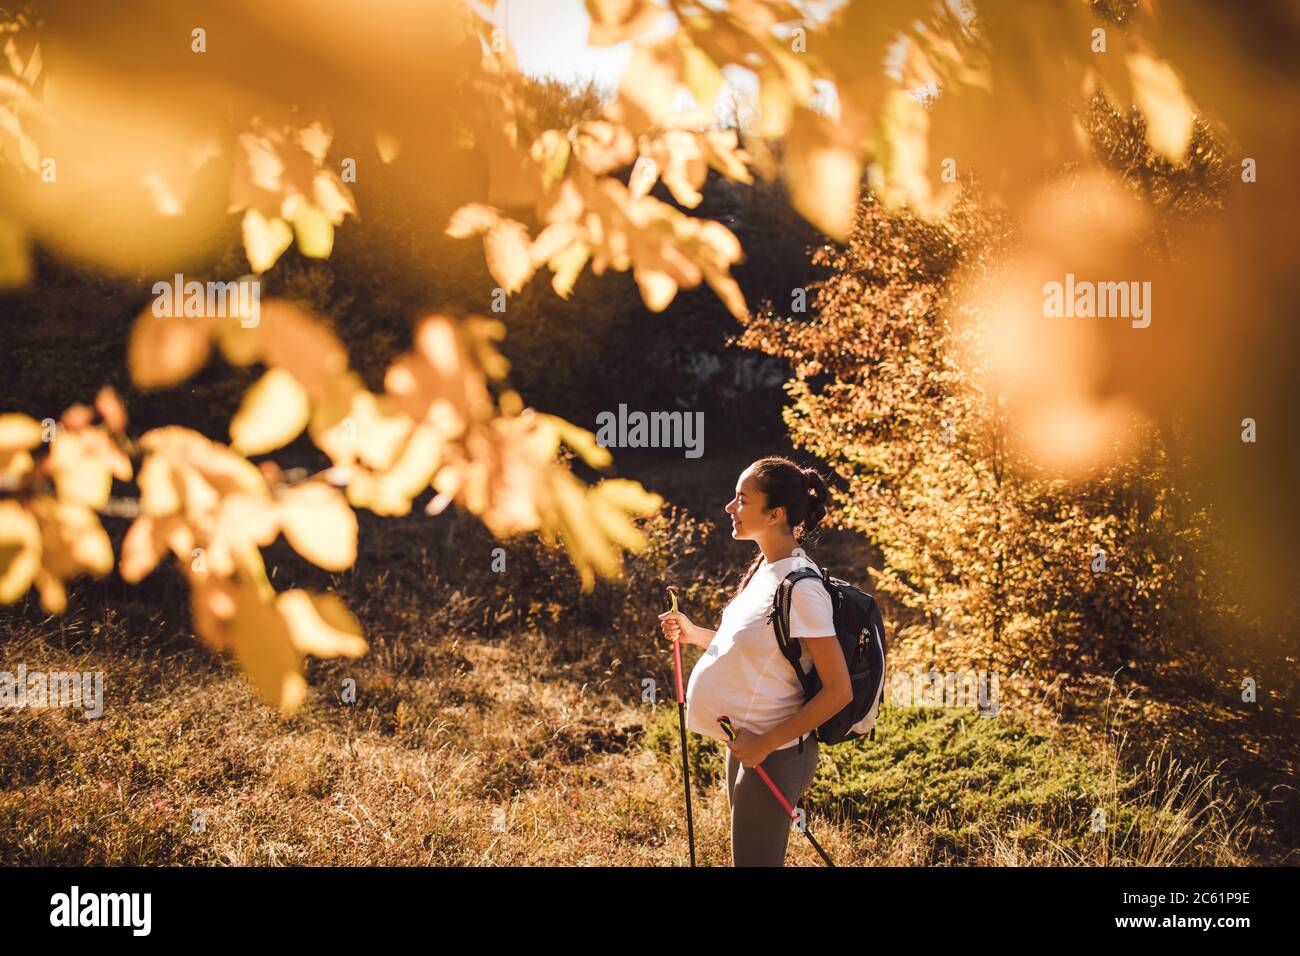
733, 456, 830, 597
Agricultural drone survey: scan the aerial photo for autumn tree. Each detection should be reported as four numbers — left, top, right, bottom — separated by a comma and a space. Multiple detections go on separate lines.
2, 0, 1295, 710
740, 97, 1279, 707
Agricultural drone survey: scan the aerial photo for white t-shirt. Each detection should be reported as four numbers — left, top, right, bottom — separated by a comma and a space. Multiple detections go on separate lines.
685, 547, 837, 751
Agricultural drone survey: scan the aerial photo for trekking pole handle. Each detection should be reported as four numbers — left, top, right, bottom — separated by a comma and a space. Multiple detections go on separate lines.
717, 716, 799, 819
667, 586, 685, 703
717, 715, 738, 741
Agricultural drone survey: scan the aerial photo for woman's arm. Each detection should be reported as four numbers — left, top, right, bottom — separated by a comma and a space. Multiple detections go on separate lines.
756, 635, 851, 753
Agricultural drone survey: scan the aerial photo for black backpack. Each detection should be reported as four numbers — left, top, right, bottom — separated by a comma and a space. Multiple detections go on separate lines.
767, 565, 888, 747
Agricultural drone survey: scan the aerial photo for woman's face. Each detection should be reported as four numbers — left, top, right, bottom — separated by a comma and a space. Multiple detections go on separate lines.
725, 467, 780, 540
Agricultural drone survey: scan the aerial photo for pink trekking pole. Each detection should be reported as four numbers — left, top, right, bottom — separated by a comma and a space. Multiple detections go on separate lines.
667, 586, 696, 866
718, 715, 834, 866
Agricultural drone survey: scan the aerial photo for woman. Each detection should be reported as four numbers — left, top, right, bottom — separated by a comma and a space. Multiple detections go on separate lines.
659, 456, 852, 866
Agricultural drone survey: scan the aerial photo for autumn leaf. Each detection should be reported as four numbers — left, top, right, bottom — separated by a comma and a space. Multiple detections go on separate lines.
229, 119, 357, 273
0, 412, 42, 484
483, 217, 535, 293
276, 589, 367, 658
127, 309, 214, 390
0, 499, 41, 603
277, 480, 358, 571
346, 421, 441, 517
289, 202, 334, 259
447, 204, 536, 293
94, 386, 127, 434
608, 39, 682, 134
230, 367, 311, 455
46, 428, 131, 510
586, 0, 663, 46
30, 495, 113, 577
785, 108, 862, 242
682, 43, 724, 112
375, 131, 401, 163
1127, 52, 1195, 162
634, 267, 678, 312
445, 203, 499, 239
136, 454, 182, 517
230, 579, 307, 711
241, 208, 295, 274
536, 411, 613, 469
548, 241, 590, 299
119, 515, 163, 583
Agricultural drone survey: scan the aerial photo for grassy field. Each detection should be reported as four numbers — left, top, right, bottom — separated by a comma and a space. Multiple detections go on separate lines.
2, 506, 1292, 866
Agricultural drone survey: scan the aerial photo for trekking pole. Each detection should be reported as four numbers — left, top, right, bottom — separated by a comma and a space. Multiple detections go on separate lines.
717, 715, 835, 867
666, 586, 696, 867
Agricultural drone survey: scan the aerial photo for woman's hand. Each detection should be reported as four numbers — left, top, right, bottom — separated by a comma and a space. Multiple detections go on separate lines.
726, 726, 776, 769
658, 610, 703, 648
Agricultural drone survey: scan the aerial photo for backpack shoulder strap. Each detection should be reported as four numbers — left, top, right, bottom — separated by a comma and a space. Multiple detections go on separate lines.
768, 567, 826, 700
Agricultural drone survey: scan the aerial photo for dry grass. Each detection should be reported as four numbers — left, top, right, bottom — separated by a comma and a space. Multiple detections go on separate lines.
1, 604, 1284, 866
0, 510, 1291, 866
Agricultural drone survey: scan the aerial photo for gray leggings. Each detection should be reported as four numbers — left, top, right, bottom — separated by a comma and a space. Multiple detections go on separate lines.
724, 736, 820, 866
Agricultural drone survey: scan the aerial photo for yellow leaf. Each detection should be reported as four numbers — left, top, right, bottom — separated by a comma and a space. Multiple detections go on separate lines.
0, 413, 42, 452
315, 175, 354, 223
242, 208, 294, 273
219, 493, 281, 548
0, 499, 41, 603
94, 386, 128, 434
127, 307, 214, 390
295, 121, 332, 163
1127, 52, 1194, 162
549, 241, 590, 299
30, 496, 113, 582
255, 300, 352, 399
529, 222, 579, 268
325, 388, 413, 472
586, 0, 663, 46
540, 412, 613, 469
230, 367, 311, 455
230, 582, 306, 711
611, 40, 682, 134
484, 218, 536, 294
48, 431, 113, 509
375, 131, 401, 163
445, 203, 500, 239
291, 202, 335, 258
634, 267, 678, 312
554, 477, 609, 591
593, 477, 664, 516
276, 589, 367, 658
137, 454, 182, 517
591, 480, 659, 550
119, 515, 163, 583
351, 422, 442, 517
35, 568, 66, 614
532, 131, 570, 191
277, 480, 358, 570
757, 70, 795, 138
785, 110, 861, 242
683, 43, 724, 112
701, 129, 752, 183
651, 130, 707, 207
871, 88, 938, 213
